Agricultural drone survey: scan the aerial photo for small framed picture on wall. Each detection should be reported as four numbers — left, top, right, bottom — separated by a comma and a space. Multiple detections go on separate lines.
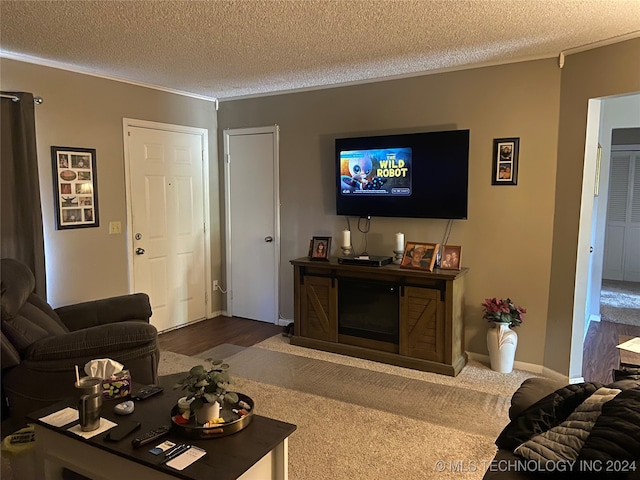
492, 138, 519, 186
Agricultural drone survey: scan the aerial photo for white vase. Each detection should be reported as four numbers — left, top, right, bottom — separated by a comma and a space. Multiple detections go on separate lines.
486, 323, 518, 373
195, 401, 220, 424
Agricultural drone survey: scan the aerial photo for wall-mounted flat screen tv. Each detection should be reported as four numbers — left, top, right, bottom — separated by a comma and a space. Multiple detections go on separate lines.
336, 129, 469, 219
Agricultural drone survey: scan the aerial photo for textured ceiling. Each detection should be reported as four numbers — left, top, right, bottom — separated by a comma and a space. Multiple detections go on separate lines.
1, 0, 639, 100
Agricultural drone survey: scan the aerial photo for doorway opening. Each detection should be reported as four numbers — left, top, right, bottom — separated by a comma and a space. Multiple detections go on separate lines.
580, 98, 640, 383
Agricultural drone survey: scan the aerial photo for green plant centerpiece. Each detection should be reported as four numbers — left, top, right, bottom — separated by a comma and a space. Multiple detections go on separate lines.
174, 359, 239, 413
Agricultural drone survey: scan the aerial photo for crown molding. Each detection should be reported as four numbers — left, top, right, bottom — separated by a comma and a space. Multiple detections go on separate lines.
0, 50, 218, 103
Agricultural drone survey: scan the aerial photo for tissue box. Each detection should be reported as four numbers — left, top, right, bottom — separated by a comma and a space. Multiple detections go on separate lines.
100, 370, 131, 399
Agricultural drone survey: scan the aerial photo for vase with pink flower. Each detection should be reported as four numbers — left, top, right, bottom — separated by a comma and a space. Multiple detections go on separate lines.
481, 297, 526, 373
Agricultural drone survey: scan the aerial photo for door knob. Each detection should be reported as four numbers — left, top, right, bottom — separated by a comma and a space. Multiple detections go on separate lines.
265, 236, 273, 243
136, 248, 145, 255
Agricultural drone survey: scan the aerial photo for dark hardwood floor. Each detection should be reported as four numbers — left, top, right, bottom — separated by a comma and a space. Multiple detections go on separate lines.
158, 316, 283, 356
582, 319, 640, 384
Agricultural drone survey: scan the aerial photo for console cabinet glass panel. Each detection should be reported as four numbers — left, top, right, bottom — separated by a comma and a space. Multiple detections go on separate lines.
338, 278, 399, 344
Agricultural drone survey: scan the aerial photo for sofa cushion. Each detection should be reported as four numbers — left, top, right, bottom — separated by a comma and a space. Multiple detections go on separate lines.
2, 297, 68, 354
1, 258, 68, 357
492, 380, 640, 480
1, 330, 21, 368
496, 382, 603, 451
55, 293, 152, 330
578, 383, 640, 462
1, 258, 36, 319
25, 321, 158, 361
510, 377, 566, 419
485, 380, 640, 480
514, 386, 622, 462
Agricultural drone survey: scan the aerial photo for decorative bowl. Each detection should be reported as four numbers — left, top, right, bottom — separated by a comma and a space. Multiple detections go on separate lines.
170, 392, 254, 439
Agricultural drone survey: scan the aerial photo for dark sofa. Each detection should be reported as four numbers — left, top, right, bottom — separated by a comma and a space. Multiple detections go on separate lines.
1, 258, 160, 428
484, 377, 640, 480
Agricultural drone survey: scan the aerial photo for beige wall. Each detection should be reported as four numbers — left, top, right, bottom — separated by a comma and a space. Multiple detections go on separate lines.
4, 37, 637, 373
219, 59, 562, 366
545, 38, 640, 378
0, 59, 223, 313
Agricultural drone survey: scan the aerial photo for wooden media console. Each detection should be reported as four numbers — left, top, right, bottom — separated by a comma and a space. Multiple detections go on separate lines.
290, 257, 468, 376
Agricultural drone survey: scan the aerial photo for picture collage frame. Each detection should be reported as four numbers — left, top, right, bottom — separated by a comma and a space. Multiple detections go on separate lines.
51, 146, 99, 230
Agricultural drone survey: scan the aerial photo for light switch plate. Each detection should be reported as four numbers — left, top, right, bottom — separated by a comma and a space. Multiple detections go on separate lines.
109, 221, 122, 235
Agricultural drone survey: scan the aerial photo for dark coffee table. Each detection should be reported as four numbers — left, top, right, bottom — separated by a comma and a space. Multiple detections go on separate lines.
618, 336, 640, 368
28, 373, 296, 480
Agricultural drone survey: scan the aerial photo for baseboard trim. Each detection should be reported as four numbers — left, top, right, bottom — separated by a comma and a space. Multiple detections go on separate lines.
466, 352, 570, 382
466, 352, 542, 374
542, 367, 574, 384
158, 312, 224, 334
584, 313, 600, 341
219, 311, 288, 327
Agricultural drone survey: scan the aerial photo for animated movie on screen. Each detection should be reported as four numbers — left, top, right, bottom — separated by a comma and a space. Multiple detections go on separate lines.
339, 147, 412, 196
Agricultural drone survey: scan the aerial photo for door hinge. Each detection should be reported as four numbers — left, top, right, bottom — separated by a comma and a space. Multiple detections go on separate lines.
226, 153, 231, 164
203, 222, 206, 234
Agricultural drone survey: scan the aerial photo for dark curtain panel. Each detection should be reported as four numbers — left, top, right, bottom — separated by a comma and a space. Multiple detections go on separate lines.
1, 92, 46, 297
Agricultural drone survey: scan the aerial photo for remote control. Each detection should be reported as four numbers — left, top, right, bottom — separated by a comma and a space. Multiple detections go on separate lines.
130, 385, 164, 401
131, 425, 170, 447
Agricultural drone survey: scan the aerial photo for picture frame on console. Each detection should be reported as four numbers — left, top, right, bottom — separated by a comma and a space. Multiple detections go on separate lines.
440, 245, 462, 270
310, 236, 331, 261
491, 137, 519, 186
400, 241, 439, 272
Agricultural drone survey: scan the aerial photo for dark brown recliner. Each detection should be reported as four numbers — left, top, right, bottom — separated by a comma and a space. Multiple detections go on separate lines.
1, 258, 160, 427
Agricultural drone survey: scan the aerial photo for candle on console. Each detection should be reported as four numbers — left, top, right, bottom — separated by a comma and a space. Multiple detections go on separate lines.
342, 230, 351, 247
395, 232, 404, 251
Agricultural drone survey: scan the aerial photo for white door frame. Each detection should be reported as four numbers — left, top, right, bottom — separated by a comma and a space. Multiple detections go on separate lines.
122, 118, 213, 318
223, 125, 280, 323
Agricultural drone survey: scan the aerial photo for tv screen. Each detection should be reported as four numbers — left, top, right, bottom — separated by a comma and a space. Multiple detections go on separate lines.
336, 129, 469, 219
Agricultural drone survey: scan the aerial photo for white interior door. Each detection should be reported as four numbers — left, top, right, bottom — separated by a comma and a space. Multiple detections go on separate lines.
125, 123, 209, 332
224, 126, 279, 323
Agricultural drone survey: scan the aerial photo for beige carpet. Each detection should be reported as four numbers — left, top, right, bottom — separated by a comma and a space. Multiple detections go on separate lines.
160, 335, 537, 479
601, 279, 640, 327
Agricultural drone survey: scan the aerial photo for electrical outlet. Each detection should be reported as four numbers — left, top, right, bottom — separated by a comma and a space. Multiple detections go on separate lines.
213, 280, 219, 291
